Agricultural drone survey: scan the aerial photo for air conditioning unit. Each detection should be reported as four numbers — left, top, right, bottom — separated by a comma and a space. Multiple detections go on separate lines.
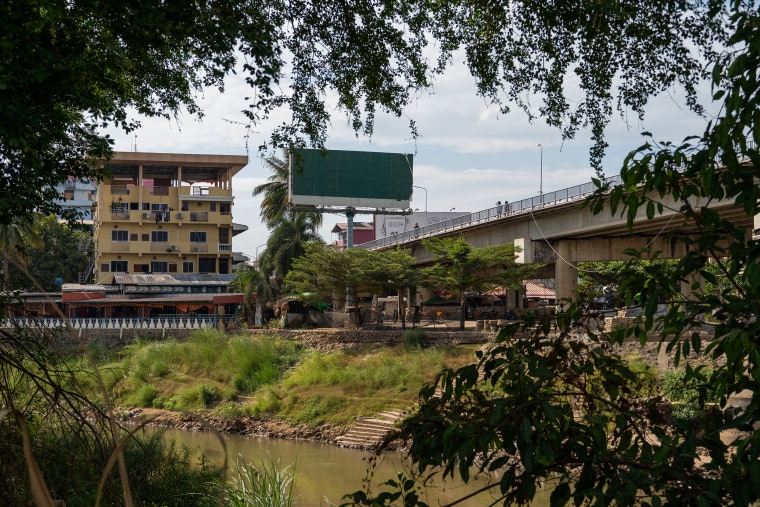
191, 247, 200, 252
169, 245, 178, 251
142, 213, 151, 219
176, 212, 184, 219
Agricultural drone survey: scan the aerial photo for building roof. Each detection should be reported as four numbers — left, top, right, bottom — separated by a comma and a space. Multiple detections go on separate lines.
58, 179, 97, 191
64, 293, 246, 306
105, 151, 249, 179
112, 273, 236, 286
62, 283, 119, 293
331, 222, 374, 233
525, 281, 556, 299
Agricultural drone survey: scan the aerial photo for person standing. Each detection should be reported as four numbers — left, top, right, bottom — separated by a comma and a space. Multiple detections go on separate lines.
413, 222, 420, 238
504, 200, 510, 215
496, 201, 503, 216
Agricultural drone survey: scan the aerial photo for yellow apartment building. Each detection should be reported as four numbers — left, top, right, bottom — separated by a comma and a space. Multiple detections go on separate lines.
93, 152, 249, 284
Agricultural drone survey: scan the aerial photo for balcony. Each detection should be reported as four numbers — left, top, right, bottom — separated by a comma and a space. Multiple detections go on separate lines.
218, 243, 232, 252
190, 212, 209, 222
151, 242, 172, 253
110, 209, 130, 221
110, 241, 131, 252
189, 243, 208, 253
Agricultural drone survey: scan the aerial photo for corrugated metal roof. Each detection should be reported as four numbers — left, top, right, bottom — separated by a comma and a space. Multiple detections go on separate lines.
113, 273, 235, 285
525, 281, 556, 299
64, 293, 245, 305
62, 283, 118, 292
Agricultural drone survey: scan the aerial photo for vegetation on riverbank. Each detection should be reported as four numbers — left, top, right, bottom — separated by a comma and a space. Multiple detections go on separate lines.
79, 328, 481, 428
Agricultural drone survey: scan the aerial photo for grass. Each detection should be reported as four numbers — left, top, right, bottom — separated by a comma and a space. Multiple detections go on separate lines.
246, 343, 479, 426
209, 456, 297, 507
78, 329, 480, 427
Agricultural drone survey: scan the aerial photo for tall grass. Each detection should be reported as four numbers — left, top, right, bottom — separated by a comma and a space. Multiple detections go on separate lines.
209, 456, 297, 507
110, 331, 303, 410
259, 345, 477, 426
0, 411, 219, 507
77, 330, 479, 427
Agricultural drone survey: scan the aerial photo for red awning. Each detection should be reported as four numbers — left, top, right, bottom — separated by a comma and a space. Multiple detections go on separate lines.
62, 292, 106, 302
212, 294, 247, 305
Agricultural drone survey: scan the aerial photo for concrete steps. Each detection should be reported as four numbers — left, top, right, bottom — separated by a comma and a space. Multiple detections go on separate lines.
334, 409, 407, 450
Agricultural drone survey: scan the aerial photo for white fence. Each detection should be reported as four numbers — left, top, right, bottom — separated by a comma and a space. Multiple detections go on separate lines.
1, 316, 219, 330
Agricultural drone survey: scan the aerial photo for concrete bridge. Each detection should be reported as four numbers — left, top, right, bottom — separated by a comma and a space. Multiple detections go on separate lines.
360, 176, 753, 303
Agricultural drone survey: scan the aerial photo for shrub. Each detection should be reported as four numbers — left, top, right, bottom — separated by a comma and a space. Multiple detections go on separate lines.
200, 384, 220, 407
132, 384, 159, 407
662, 368, 717, 421
209, 456, 296, 507
402, 327, 425, 349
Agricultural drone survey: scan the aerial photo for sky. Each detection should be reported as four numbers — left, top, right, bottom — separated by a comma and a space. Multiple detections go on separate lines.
106, 58, 718, 260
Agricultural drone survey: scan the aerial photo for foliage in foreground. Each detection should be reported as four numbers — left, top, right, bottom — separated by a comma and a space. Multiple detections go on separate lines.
0, 408, 219, 507
343, 4, 760, 506
209, 456, 297, 507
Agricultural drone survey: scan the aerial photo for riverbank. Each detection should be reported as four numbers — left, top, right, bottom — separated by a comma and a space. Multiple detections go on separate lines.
120, 407, 348, 445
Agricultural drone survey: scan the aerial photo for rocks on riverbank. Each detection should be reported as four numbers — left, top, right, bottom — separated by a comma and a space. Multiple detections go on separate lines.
119, 407, 346, 444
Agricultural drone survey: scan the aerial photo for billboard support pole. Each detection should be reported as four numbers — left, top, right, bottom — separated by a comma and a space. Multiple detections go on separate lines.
346, 207, 355, 311
346, 207, 355, 249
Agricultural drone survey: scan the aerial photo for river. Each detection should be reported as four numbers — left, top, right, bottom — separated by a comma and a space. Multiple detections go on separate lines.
159, 427, 553, 506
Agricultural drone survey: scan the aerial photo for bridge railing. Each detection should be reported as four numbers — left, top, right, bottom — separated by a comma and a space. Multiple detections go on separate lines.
359, 175, 622, 250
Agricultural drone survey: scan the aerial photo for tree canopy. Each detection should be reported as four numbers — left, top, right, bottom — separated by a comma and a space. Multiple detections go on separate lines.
343, 3, 760, 506
422, 236, 539, 330
1, 0, 730, 227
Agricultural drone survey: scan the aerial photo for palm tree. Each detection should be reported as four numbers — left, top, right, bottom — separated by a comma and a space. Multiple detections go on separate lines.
253, 150, 323, 230
229, 263, 271, 324
261, 212, 322, 286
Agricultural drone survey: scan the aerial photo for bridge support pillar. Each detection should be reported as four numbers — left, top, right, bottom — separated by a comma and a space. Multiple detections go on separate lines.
555, 241, 577, 306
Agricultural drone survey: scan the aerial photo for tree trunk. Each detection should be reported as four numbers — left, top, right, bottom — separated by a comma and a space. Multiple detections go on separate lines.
460, 294, 466, 330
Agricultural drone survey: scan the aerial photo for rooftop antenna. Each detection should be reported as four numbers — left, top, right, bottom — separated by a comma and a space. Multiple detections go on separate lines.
222, 118, 257, 156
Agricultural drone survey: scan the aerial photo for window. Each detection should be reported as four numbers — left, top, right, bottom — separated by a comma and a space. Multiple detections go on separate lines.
151, 261, 169, 273
110, 260, 128, 273
210, 202, 217, 212
190, 231, 207, 243
112, 230, 128, 242
182, 201, 189, 211
151, 230, 169, 242
198, 257, 216, 273
182, 261, 194, 273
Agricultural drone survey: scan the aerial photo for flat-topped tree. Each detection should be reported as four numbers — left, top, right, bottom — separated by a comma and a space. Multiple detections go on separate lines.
421, 237, 539, 330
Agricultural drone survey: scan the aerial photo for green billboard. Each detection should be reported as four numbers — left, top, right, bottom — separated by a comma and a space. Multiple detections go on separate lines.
289, 149, 413, 209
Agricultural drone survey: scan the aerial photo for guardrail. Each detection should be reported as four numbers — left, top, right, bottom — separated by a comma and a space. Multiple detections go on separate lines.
359, 175, 622, 250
